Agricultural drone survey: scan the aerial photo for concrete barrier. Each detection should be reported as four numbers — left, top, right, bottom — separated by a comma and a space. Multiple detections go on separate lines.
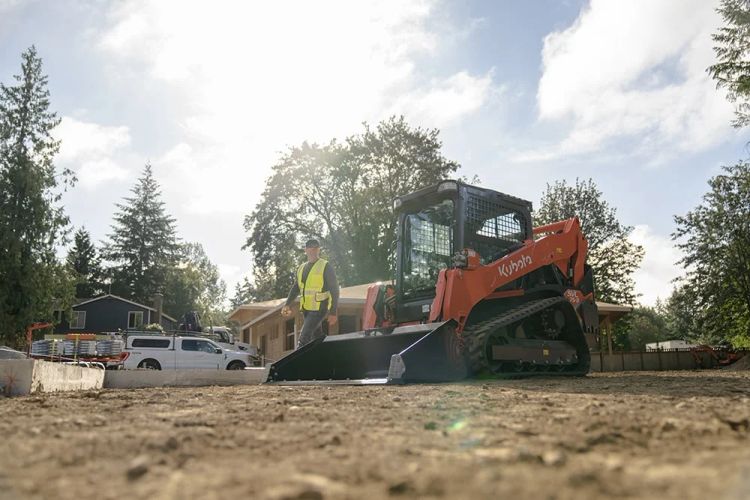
103, 367, 268, 389
0, 359, 104, 396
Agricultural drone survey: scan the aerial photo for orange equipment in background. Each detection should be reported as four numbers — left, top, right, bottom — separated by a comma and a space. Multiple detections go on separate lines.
25, 322, 53, 356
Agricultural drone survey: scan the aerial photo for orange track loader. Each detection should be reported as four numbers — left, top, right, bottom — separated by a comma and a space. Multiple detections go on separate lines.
267, 180, 599, 383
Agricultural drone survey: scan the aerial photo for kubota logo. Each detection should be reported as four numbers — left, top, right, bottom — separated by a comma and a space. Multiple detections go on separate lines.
498, 255, 532, 277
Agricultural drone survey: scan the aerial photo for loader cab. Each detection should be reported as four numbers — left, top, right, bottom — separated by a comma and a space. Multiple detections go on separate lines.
393, 180, 533, 323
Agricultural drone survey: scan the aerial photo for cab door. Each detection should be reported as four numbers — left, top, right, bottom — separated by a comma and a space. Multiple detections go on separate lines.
178, 339, 222, 369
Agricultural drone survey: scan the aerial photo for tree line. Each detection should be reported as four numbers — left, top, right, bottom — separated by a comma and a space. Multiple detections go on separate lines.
239, 130, 748, 349
3, 0, 749, 350
0, 47, 226, 346
240, 0, 750, 349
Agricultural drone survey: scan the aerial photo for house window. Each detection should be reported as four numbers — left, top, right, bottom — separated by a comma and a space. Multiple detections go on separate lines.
69, 311, 86, 329
128, 311, 144, 330
338, 315, 357, 334
285, 318, 295, 351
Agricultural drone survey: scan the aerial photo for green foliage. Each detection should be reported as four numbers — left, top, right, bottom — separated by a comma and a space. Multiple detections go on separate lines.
672, 161, 750, 347
708, 0, 750, 127
661, 284, 705, 342
102, 163, 179, 304
0, 47, 75, 346
162, 242, 227, 322
230, 276, 267, 308
243, 116, 459, 300
620, 306, 671, 350
534, 178, 644, 305
66, 227, 104, 298
143, 323, 163, 332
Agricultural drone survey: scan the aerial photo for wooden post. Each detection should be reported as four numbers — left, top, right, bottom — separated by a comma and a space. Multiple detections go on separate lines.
657, 349, 662, 371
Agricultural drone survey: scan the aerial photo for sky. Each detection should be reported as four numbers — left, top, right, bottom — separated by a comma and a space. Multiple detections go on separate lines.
1, 0, 747, 306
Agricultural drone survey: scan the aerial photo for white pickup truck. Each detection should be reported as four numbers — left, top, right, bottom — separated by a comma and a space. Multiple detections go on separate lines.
122, 335, 253, 370
203, 327, 257, 356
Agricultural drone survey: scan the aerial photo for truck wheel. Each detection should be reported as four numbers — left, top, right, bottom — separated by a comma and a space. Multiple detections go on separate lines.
227, 361, 246, 370
138, 359, 161, 370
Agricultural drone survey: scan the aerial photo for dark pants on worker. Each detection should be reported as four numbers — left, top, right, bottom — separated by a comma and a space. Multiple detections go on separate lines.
297, 310, 327, 348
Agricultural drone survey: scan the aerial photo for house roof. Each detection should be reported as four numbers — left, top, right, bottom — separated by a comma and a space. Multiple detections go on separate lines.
228, 282, 386, 322
232, 282, 633, 329
74, 294, 178, 322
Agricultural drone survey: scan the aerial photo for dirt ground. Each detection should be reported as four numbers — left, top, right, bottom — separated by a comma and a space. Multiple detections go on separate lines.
1, 371, 749, 500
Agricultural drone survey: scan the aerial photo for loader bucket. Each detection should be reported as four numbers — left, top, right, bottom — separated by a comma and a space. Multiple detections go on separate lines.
266, 320, 467, 384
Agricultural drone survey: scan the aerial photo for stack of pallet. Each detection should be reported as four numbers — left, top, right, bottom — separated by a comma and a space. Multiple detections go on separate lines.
96, 339, 124, 357
31, 339, 61, 357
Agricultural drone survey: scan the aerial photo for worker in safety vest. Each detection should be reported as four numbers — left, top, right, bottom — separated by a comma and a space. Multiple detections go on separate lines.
281, 238, 340, 348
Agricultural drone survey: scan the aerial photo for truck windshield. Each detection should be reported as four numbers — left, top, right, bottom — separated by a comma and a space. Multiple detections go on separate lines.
401, 198, 454, 299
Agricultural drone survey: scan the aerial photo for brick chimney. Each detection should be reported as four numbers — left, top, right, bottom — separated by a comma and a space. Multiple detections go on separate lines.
152, 293, 163, 326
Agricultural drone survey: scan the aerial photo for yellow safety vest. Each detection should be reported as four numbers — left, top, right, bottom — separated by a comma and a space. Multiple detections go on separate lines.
297, 259, 331, 311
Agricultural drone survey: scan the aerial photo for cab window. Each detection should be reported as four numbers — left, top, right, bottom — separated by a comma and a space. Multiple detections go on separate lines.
182, 339, 219, 353
131, 338, 170, 348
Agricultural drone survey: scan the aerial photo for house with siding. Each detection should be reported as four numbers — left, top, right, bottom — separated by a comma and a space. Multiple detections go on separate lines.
54, 294, 178, 334
228, 282, 632, 363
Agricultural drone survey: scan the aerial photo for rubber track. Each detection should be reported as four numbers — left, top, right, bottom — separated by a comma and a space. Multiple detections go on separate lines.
465, 296, 585, 377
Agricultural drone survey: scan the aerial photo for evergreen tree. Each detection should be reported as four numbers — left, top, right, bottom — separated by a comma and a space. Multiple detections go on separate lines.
708, 0, 750, 127
230, 275, 276, 308
230, 277, 254, 309
0, 46, 75, 346
66, 227, 104, 298
103, 163, 178, 304
535, 178, 644, 305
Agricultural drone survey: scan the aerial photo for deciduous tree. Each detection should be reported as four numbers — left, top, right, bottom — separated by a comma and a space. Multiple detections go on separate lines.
243, 116, 459, 299
535, 178, 644, 305
672, 161, 750, 347
163, 242, 227, 323
621, 305, 671, 350
708, 0, 750, 127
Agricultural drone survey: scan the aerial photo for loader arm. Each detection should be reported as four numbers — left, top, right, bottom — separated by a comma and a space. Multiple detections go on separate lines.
429, 217, 589, 329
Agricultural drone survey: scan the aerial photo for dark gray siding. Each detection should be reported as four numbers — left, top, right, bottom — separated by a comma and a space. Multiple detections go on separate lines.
54, 296, 177, 334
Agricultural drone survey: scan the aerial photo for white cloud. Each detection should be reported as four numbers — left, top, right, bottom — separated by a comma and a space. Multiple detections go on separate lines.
393, 71, 498, 128
55, 117, 131, 189
518, 0, 735, 163
217, 263, 242, 288
630, 225, 683, 306
97, 0, 497, 215
0, 0, 22, 13
76, 158, 129, 189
